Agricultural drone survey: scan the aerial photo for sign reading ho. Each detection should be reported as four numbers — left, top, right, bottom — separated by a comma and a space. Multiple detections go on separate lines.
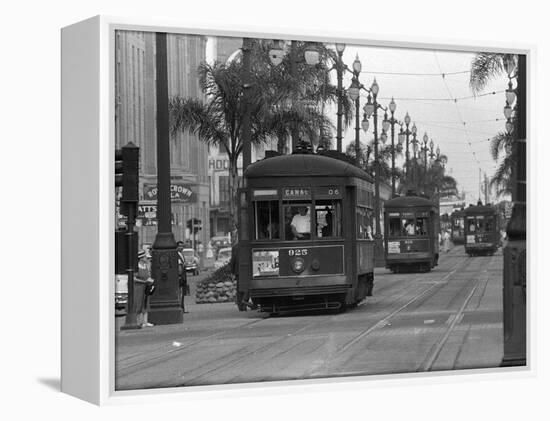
143, 183, 196, 203
208, 159, 230, 172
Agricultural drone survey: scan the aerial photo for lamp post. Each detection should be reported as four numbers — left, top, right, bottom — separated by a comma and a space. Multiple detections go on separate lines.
347, 54, 363, 166
410, 125, 419, 190
149, 32, 183, 325
335, 43, 346, 152
362, 78, 386, 263
268, 40, 321, 152
422, 132, 429, 194
401, 112, 413, 187
501, 54, 526, 367
386, 98, 399, 196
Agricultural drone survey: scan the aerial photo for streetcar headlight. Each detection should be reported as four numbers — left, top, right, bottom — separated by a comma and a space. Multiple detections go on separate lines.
291, 258, 305, 273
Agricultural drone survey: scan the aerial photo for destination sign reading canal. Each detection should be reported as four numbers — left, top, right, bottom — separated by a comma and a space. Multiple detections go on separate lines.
282, 187, 311, 199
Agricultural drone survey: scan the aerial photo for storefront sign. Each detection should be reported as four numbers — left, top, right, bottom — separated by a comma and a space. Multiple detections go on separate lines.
208, 159, 230, 171
143, 183, 196, 203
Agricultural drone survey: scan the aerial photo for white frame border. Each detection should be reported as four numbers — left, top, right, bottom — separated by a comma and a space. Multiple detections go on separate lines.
61, 14, 535, 406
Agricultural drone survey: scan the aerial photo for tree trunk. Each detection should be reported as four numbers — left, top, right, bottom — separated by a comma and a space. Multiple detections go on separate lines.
228, 155, 239, 230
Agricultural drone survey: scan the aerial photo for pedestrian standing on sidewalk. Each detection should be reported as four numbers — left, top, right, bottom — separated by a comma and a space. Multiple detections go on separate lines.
442, 230, 451, 253
177, 241, 189, 313
137, 250, 154, 327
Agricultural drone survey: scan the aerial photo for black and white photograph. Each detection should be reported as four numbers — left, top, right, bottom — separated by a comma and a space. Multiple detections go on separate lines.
4, 0, 548, 418
113, 30, 527, 390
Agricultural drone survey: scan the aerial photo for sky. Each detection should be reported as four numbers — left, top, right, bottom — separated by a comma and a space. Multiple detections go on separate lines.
206, 37, 511, 206
334, 43, 509, 205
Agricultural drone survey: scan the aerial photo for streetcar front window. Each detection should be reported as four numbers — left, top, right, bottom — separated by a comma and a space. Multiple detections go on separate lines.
389, 217, 402, 236
356, 206, 373, 239
316, 200, 342, 238
283, 202, 312, 240
402, 218, 416, 236
254, 200, 280, 240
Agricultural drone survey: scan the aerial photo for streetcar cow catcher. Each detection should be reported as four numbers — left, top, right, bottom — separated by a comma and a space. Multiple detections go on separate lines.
236, 152, 375, 314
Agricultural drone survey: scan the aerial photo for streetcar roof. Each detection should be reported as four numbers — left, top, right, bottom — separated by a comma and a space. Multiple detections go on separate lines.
464, 205, 497, 215
244, 154, 373, 183
384, 195, 437, 209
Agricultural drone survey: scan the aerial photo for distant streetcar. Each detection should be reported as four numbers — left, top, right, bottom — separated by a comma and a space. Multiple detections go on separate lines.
236, 152, 376, 314
463, 202, 499, 256
383, 193, 440, 272
450, 209, 465, 244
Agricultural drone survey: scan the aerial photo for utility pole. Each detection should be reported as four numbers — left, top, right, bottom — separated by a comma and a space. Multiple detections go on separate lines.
149, 32, 183, 325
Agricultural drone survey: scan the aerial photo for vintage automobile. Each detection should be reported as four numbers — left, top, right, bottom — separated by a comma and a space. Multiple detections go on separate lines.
214, 247, 232, 269
181, 248, 201, 275
115, 274, 128, 316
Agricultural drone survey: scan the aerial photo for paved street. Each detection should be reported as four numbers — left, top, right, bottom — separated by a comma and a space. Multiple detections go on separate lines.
115, 245, 503, 390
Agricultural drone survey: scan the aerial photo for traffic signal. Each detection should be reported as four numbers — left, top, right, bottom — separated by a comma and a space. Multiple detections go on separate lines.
186, 218, 202, 234
115, 142, 139, 215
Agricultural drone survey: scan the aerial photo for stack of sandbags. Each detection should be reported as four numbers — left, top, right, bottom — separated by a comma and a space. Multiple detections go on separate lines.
195, 264, 236, 304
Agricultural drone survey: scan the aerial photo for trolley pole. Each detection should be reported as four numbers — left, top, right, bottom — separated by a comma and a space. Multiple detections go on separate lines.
501, 54, 526, 367
149, 32, 183, 325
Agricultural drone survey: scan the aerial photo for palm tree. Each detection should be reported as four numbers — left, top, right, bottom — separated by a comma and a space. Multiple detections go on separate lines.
170, 60, 273, 224
470, 53, 517, 196
469, 53, 516, 94
488, 131, 515, 197
255, 40, 353, 152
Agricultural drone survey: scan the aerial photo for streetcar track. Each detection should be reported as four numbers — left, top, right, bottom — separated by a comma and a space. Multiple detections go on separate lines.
118, 251, 478, 385
304, 255, 469, 376
116, 317, 269, 375
417, 282, 479, 372
117, 266, 433, 376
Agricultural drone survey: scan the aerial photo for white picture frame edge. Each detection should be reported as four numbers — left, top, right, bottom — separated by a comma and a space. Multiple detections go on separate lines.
61, 14, 535, 406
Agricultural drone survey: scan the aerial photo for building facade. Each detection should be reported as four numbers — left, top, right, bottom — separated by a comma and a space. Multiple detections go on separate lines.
115, 30, 210, 249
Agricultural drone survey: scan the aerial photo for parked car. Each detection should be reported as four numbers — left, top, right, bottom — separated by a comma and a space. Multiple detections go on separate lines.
182, 248, 200, 275
209, 236, 231, 259
214, 247, 232, 269
115, 274, 128, 316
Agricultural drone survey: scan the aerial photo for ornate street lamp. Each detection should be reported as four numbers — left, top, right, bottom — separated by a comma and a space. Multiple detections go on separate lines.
347, 54, 363, 166
386, 98, 401, 196
267, 40, 321, 152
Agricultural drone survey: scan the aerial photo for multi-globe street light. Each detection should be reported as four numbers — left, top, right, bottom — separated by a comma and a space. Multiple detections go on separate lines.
383, 97, 401, 197
267, 40, 322, 153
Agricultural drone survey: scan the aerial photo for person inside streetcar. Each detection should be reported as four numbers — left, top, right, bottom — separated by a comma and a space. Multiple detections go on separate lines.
291, 206, 311, 240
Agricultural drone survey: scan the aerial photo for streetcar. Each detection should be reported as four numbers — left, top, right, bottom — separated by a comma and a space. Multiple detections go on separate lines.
450, 209, 465, 244
383, 193, 440, 272
236, 151, 376, 314
463, 202, 499, 256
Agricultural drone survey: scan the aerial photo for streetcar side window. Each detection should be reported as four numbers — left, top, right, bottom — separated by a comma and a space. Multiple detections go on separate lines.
485, 217, 494, 232
415, 217, 429, 236
388, 217, 402, 236
254, 200, 280, 240
315, 200, 342, 238
283, 202, 312, 240
356, 206, 373, 239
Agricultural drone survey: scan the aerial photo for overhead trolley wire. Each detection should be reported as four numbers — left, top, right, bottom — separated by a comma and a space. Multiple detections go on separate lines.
433, 52, 483, 174
360, 70, 470, 77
